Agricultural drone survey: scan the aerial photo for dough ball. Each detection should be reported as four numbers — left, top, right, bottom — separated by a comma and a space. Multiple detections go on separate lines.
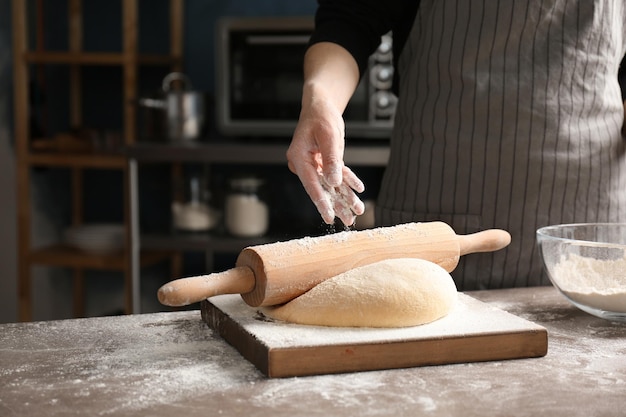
263, 258, 457, 328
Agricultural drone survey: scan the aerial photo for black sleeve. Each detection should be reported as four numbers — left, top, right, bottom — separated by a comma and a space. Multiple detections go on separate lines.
308, 0, 418, 79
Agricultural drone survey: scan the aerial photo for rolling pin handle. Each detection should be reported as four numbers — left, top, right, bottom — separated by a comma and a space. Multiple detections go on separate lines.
157, 266, 256, 307
457, 229, 512, 256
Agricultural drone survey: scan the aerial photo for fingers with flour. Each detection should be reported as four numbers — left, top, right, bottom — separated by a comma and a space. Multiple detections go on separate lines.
320, 166, 365, 227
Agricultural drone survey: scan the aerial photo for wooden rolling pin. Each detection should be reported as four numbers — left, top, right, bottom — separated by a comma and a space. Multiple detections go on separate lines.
157, 221, 511, 308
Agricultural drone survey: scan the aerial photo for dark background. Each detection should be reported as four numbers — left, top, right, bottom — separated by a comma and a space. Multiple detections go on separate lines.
0, 0, 387, 320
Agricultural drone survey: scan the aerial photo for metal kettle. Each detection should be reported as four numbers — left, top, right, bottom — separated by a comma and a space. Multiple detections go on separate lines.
139, 72, 205, 142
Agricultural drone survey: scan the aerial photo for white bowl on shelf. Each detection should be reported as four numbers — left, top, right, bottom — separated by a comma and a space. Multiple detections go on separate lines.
64, 223, 125, 255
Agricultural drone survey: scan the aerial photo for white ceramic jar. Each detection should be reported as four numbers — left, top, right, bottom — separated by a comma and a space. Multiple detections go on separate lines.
225, 176, 269, 237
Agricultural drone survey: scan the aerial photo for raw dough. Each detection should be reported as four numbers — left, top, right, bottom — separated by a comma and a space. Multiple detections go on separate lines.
263, 258, 458, 328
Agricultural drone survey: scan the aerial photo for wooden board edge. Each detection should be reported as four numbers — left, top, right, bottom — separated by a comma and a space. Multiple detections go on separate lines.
201, 297, 549, 379
266, 328, 548, 378
200, 300, 270, 376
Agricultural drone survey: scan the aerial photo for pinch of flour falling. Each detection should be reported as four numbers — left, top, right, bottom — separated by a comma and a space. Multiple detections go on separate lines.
319, 175, 356, 226
552, 253, 626, 313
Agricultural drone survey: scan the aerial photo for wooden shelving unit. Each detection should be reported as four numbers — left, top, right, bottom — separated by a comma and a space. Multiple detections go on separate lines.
12, 0, 185, 321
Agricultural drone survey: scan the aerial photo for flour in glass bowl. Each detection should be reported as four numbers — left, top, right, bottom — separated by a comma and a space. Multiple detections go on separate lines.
552, 253, 626, 313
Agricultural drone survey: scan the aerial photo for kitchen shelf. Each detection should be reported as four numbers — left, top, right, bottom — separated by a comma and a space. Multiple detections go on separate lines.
29, 245, 172, 270
13, 0, 185, 321
127, 140, 391, 166
141, 233, 278, 252
22, 51, 182, 66
26, 152, 128, 169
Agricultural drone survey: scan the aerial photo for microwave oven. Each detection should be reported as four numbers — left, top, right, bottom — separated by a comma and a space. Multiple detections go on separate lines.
215, 16, 396, 139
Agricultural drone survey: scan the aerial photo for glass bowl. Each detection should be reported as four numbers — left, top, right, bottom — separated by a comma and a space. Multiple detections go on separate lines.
536, 223, 626, 322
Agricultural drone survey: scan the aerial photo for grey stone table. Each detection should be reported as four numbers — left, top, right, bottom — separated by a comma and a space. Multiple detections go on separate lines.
1, 287, 624, 417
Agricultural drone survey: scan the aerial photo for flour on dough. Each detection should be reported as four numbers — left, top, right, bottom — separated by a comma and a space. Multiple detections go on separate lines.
262, 258, 457, 328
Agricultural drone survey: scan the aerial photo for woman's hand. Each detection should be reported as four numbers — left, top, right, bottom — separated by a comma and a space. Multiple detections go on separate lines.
286, 94, 365, 226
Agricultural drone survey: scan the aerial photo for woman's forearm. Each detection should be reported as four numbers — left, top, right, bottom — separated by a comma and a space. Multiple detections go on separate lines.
301, 42, 360, 115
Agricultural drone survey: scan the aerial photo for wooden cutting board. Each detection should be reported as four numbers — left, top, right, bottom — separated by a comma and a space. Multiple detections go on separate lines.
201, 293, 548, 378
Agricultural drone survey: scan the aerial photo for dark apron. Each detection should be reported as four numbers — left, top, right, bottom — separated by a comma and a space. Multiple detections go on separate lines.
377, 0, 626, 289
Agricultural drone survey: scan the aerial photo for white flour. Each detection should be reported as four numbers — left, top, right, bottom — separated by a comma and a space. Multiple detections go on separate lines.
0, 312, 260, 415
552, 253, 626, 313
319, 174, 360, 226
254, 222, 429, 270
211, 293, 543, 348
